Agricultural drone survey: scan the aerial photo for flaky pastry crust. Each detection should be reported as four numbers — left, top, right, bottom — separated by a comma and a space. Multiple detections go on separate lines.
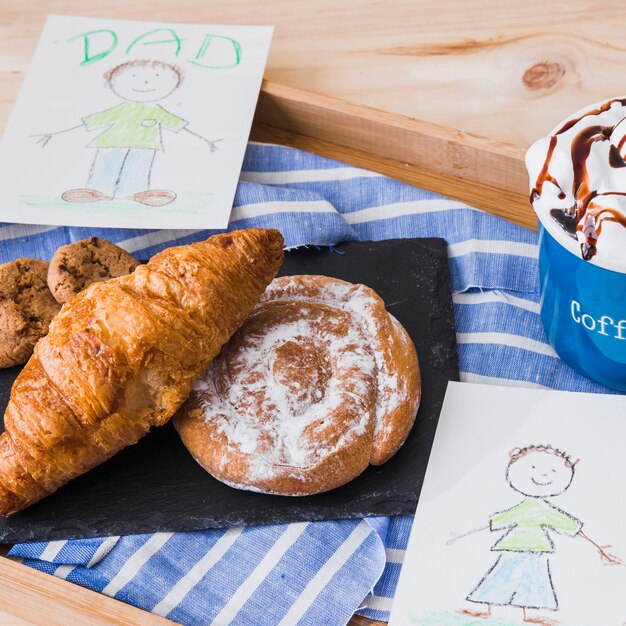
0, 228, 284, 515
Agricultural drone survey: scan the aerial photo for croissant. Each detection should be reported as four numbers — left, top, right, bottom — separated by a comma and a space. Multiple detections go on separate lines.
0, 228, 284, 515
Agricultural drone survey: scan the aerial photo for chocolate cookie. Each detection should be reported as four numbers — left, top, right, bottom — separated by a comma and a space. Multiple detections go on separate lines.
0, 258, 61, 368
48, 237, 140, 303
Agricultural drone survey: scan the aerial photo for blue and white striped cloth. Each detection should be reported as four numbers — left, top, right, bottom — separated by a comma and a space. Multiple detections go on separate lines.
4, 142, 619, 625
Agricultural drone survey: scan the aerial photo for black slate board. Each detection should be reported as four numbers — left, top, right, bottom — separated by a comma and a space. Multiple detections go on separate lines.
0, 238, 458, 543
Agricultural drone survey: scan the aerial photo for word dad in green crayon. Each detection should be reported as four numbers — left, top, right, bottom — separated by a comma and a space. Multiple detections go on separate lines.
67, 28, 242, 69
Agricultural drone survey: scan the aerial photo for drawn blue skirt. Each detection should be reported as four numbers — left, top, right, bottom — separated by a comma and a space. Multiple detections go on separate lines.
467, 552, 557, 610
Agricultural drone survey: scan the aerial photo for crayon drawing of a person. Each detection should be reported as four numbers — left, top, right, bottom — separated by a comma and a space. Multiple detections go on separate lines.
34, 59, 221, 206
448, 445, 620, 626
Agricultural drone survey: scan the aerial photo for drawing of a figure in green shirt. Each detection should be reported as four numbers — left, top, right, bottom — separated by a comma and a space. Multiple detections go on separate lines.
448, 445, 621, 626
33, 59, 221, 207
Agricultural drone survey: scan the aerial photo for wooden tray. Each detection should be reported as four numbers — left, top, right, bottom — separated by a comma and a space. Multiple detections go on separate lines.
251, 80, 534, 231
0, 80, 535, 626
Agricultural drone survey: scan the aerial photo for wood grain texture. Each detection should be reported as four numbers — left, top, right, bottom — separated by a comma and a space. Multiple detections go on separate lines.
0, 556, 175, 625
0, 611, 37, 626
348, 615, 386, 626
0, 0, 624, 147
0, 609, 384, 626
252, 86, 536, 230
256, 81, 528, 193
251, 124, 534, 230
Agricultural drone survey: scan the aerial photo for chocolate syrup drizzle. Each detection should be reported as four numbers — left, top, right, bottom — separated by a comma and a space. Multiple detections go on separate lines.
532, 98, 626, 260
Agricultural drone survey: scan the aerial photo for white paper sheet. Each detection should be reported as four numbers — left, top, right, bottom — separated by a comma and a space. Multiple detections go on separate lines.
0, 15, 272, 229
389, 381, 626, 626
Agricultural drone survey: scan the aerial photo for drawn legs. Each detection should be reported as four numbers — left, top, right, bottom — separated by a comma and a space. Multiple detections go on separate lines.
458, 553, 559, 623
115, 149, 156, 197
466, 553, 557, 610
87, 148, 129, 196
120, 149, 176, 205
63, 148, 174, 205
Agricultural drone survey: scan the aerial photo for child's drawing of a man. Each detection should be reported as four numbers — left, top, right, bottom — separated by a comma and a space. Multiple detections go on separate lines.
35, 59, 220, 206
449, 445, 620, 626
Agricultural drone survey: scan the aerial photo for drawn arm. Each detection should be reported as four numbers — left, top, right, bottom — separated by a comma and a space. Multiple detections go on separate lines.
446, 524, 489, 546
578, 530, 622, 566
182, 127, 223, 152
155, 106, 222, 152
32, 103, 126, 148
31, 123, 84, 148
447, 500, 530, 546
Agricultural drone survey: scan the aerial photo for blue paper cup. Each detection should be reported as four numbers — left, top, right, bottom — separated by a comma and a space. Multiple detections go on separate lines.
538, 223, 626, 390
529, 97, 626, 390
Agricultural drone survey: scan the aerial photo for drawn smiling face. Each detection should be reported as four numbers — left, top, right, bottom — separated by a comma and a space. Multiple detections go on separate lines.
110, 65, 180, 103
507, 450, 574, 498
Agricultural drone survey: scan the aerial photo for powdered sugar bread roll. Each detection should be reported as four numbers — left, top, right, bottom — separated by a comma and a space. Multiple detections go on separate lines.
174, 275, 421, 496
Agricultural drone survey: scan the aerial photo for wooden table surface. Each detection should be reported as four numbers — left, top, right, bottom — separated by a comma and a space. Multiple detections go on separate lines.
0, 1, 620, 624
2, 0, 625, 148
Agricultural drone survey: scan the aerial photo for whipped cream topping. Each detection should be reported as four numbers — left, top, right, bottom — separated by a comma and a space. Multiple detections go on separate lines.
526, 97, 626, 272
